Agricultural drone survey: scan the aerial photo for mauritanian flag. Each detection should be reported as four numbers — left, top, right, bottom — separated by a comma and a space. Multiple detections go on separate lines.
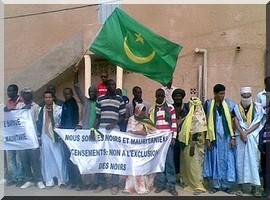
90, 8, 182, 86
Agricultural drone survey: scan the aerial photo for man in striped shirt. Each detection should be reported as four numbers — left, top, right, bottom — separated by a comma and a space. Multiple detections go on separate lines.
94, 79, 126, 195
149, 88, 178, 196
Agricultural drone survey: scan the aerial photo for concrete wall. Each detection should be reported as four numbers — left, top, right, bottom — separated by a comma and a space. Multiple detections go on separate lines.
4, 4, 266, 105
121, 4, 266, 104
4, 4, 101, 100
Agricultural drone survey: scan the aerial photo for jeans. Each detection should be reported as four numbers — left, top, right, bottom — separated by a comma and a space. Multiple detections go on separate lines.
96, 173, 119, 188
155, 145, 176, 189
18, 148, 43, 183
7, 150, 24, 182
4, 151, 8, 179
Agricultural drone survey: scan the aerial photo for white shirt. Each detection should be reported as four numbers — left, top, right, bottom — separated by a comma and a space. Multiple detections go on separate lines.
256, 89, 270, 110
17, 101, 40, 131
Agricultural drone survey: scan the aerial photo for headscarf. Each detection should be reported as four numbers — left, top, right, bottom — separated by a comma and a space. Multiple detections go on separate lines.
134, 103, 156, 129
134, 103, 145, 117
178, 97, 207, 145
240, 86, 252, 94
239, 86, 254, 126
172, 88, 186, 99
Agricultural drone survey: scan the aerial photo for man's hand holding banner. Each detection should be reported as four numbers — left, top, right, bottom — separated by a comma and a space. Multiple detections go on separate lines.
3, 109, 39, 150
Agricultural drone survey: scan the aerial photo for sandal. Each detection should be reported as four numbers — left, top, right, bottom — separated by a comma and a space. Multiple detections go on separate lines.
251, 186, 261, 197
223, 188, 234, 194
235, 190, 244, 196
209, 188, 219, 194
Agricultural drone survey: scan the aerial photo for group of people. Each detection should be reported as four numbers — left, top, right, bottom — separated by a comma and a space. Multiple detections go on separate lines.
3, 68, 270, 197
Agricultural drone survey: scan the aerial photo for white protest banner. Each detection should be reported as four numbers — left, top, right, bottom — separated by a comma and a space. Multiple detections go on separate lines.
2, 110, 39, 150
55, 128, 172, 176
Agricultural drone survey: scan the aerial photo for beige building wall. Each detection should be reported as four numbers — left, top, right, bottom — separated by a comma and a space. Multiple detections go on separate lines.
122, 4, 265, 104
4, 4, 101, 101
4, 4, 265, 105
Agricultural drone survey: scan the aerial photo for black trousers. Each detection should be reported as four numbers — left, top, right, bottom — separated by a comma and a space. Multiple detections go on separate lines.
261, 149, 270, 193
62, 141, 82, 186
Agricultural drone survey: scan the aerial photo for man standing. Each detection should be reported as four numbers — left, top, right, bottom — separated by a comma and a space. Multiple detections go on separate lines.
17, 88, 45, 189
234, 87, 264, 196
259, 106, 270, 198
203, 84, 236, 194
74, 69, 97, 130
37, 91, 67, 187
149, 88, 178, 196
256, 76, 270, 111
161, 79, 176, 105
60, 88, 83, 190
74, 69, 98, 189
39, 85, 64, 107
97, 72, 108, 97
5, 84, 24, 186
171, 88, 189, 176
126, 86, 150, 120
94, 79, 126, 195
115, 88, 129, 131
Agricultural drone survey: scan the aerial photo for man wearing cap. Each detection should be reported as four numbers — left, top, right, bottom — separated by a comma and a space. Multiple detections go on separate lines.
17, 88, 45, 189
203, 84, 236, 194
233, 87, 265, 196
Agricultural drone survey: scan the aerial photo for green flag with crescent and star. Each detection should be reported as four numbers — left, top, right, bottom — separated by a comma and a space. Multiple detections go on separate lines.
90, 8, 182, 86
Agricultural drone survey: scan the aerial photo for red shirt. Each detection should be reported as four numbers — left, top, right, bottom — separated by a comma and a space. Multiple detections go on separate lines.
97, 82, 108, 97
150, 104, 177, 138
6, 96, 22, 110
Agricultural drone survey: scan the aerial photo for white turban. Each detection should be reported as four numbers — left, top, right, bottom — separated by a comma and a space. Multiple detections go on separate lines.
240, 87, 252, 94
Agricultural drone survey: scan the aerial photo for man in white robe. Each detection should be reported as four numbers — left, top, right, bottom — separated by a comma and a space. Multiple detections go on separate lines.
36, 91, 68, 187
234, 87, 265, 196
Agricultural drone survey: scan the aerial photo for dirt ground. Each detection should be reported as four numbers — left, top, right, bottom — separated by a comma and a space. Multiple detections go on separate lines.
4, 184, 240, 197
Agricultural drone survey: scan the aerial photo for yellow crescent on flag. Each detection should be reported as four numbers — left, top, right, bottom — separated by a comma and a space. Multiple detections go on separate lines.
124, 36, 155, 64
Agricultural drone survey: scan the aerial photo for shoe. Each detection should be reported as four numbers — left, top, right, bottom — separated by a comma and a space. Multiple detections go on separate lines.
16, 181, 24, 187
122, 189, 130, 194
168, 188, 178, 196
235, 190, 244, 196
223, 188, 234, 194
6, 180, 16, 186
59, 184, 67, 189
46, 180, 54, 187
94, 186, 105, 193
111, 187, 119, 195
209, 188, 219, 194
20, 181, 34, 189
75, 185, 82, 191
37, 181, 46, 189
154, 187, 165, 193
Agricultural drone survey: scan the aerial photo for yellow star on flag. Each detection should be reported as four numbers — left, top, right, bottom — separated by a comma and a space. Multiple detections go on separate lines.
135, 33, 144, 44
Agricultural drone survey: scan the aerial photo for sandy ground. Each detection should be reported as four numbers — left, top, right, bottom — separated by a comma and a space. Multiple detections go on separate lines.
4, 184, 240, 196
